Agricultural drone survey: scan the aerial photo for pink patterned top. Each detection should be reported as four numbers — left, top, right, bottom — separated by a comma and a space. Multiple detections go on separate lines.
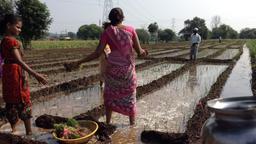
100, 25, 137, 66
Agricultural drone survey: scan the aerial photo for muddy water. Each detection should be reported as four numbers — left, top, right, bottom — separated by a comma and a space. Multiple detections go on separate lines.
0, 84, 102, 138
100, 64, 228, 143
149, 49, 182, 56
221, 46, 253, 97
29, 60, 148, 91
181, 49, 218, 59
34, 61, 98, 71
29, 67, 99, 91
137, 63, 183, 86
0, 63, 183, 140
214, 49, 240, 60
153, 49, 190, 58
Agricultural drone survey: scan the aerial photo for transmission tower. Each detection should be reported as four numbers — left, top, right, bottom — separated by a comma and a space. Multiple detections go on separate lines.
171, 18, 176, 32
102, 0, 113, 23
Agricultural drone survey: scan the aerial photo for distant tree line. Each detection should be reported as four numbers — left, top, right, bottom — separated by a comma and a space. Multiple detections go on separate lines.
76, 15, 256, 43
239, 28, 256, 39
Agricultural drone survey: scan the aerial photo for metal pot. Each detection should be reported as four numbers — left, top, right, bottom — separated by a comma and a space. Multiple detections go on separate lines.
202, 96, 256, 144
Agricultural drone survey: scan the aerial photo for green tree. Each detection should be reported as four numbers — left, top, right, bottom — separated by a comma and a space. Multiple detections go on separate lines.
77, 24, 103, 40
158, 29, 176, 43
148, 22, 158, 43
179, 17, 208, 40
68, 32, 76, 39
0, 0, 14, 20
136, 28, 150, 44
239, 28, 256, 39
16, 0, 52, 49
211, 24, 238, 39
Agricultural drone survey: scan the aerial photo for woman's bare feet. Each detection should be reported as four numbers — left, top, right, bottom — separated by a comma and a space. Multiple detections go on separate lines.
129, 116, 135, 125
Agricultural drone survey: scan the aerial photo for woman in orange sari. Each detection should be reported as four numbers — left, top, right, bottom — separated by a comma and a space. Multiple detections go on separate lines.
0, 14, 48, 135
67, 8, 147, 125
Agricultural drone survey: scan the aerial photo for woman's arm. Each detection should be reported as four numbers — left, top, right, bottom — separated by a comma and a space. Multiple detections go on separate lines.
77, 42, 106, 65
12, 49, 48, 85
133, 33, 147, 57
65, 41, 107, 71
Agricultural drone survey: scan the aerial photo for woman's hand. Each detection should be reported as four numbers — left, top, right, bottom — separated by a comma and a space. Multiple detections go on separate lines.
64, 61, 80, 72
35, 73, 48, 85
138, 49, 148, 58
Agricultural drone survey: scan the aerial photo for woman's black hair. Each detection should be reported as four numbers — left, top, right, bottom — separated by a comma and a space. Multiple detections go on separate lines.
0, 14, 22, 35
102, 22, 111, 30
108, 7, 124, 26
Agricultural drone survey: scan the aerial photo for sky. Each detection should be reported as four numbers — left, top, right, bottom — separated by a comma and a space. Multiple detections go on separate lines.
39, 0, 256, 34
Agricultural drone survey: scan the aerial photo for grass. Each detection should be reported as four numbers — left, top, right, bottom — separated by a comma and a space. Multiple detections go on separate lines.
31, 40, 98, 49
247, 40, 256, 59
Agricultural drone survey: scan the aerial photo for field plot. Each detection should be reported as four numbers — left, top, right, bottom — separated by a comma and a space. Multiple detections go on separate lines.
153, 49, 190, 58
103, 65, 228, 143
149, 49, 182, 56
214, 49, 240, 60
181, 49, 219, 59
0, 40, 248, 144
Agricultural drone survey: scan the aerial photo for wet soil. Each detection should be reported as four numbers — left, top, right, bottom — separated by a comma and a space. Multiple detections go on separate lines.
141, 130, 188, 144
0, 133, 47, 144
251, 58, 256, 96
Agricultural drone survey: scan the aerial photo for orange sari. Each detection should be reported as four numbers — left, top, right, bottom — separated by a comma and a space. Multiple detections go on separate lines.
1, 37, 31, 106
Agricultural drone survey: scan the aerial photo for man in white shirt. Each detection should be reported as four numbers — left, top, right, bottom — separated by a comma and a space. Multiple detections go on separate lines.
190, 28, 201, 60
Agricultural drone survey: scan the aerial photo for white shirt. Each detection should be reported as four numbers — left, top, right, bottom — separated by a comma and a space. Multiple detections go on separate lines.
191, 33, 201, 44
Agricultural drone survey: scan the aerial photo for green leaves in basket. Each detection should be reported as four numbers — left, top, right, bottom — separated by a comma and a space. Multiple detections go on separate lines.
66, 118, 79, 127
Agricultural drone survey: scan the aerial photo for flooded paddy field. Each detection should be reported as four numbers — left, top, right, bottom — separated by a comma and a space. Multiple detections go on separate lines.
0, 40, 249, 143
214, 48, 241, 60
181, 49, 219, 59
100, 64, 228, 143
153, 49, 190, 58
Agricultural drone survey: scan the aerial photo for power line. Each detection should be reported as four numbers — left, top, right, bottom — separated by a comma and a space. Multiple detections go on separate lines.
120, 0, 152, 24
171, 18, 176, 32
123, 0, 154, 22
135, 0, 158, 21
102, 0, 113, 22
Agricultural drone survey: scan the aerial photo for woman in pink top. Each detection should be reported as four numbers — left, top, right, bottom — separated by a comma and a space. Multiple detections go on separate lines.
67, 8, 147, 125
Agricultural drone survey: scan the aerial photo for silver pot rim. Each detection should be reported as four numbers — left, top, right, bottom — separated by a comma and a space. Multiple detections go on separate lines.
207, 96, 256, 115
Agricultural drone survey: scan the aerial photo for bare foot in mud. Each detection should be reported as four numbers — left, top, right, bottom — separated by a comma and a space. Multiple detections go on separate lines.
129, 116, 135, 126
26, 131, 32, 136
11, 130, 23, 136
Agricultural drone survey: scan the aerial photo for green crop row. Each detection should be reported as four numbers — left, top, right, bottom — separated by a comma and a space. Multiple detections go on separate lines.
247, 40, 256, 58
31, 40, 98, 49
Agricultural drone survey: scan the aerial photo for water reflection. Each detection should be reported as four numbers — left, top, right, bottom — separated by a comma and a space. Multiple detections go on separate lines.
188, 65, 198, 90
221, 46, 253, 97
